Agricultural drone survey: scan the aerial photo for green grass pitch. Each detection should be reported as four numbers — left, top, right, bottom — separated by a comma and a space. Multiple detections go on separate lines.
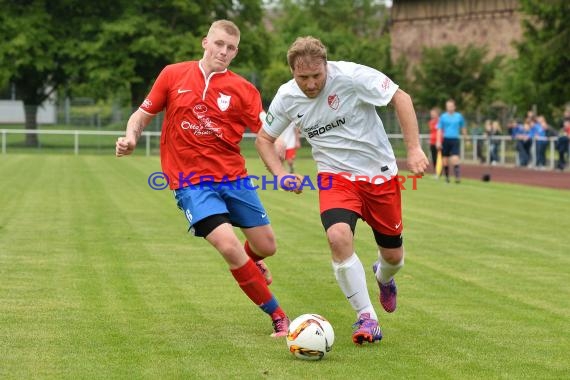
0, 153, 569, 379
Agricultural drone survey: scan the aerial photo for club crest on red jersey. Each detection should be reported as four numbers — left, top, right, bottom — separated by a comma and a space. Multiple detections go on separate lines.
217, 92, 231, 111
328, 94, 339, 110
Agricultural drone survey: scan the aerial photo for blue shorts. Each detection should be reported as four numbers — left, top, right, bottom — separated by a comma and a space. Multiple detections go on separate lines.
174, 179, 270, 234
442, 138, 460, 157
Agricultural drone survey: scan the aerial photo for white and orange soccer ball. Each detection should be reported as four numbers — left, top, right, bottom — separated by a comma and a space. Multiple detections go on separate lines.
286, 314, 334, 361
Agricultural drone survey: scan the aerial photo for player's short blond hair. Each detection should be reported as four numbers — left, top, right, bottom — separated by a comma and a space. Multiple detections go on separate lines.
287, 36, 327, 70
208, 20, 240, 41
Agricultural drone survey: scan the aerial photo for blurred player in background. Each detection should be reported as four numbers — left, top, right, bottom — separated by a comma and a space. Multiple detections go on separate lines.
256, 36, 428, 345
436, 99, 466, 183
275, 122, 301, 173
115, 20, 289, 337
427, 107, 441, 176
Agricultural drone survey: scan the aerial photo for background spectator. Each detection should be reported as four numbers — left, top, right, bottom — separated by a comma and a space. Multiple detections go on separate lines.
485, 120, 502, 165
556, 119, 570, 170
533, 116, 554, 169
515, 121, 532, 167
507, 119, 519, 138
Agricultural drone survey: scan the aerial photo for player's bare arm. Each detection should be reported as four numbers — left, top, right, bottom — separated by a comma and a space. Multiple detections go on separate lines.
255, 129, 303, 193
391, 89, 429, 175
115, 110, 153, 157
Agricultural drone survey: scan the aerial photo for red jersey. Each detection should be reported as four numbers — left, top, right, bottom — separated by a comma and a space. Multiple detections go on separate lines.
140, 61, 264, 189
428, 117, 440, 145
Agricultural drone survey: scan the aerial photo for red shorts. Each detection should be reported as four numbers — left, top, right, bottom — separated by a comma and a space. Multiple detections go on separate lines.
318, 173, 403, 235
285, 148, 296, 161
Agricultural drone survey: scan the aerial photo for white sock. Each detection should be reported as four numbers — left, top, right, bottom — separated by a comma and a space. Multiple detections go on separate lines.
332, 253, 377, 320
375, 253, 404, 285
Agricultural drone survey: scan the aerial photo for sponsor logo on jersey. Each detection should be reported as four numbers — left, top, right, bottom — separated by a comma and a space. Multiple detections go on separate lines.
180, 104, 222, 138
217, 92, 231, 111
306, 117, 345, 138
193, 104, 208, 118
142, 98, 152, 109
304, 123, 320, 132
327, 94, 340, 110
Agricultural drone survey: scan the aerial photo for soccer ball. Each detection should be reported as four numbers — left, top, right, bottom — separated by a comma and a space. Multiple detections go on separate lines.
286, 314, 334, 361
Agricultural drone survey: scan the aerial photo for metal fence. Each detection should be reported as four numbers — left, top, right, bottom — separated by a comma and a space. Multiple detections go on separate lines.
0, 129, 161, 156
421, 135, 564, 169
1, 129, 566, 171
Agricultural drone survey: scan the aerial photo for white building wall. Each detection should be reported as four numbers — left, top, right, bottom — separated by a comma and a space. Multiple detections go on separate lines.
0, 99, 57, 124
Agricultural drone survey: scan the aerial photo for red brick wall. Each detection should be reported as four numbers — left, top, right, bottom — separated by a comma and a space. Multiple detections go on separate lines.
390, 0, 522, 66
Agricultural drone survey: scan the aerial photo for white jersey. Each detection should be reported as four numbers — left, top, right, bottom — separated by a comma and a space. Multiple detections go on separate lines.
263, 61, 399, 181
277, 122, 297, 150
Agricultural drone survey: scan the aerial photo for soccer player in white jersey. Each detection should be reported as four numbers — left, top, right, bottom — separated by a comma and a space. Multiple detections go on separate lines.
256, 36, 429, 344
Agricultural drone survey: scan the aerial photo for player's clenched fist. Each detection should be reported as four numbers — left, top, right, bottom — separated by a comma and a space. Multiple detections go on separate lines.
115, 136, 135, 157
280, 173, 304, 194
407, 146, 429, 176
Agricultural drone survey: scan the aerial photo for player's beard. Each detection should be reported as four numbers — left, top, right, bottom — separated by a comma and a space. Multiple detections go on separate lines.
304, 89, 320, 98
303, 81, 325, 98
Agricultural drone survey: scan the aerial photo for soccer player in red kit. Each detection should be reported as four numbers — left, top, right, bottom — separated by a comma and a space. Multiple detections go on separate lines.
115, 20, 289, 337
428, 107, 441, 174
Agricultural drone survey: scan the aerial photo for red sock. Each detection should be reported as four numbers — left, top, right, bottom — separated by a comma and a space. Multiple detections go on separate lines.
231, 259, 283, 316
244, 241, 265, 262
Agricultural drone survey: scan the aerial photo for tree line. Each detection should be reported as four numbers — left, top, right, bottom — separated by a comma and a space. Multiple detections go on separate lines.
0, 0, 568, 146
